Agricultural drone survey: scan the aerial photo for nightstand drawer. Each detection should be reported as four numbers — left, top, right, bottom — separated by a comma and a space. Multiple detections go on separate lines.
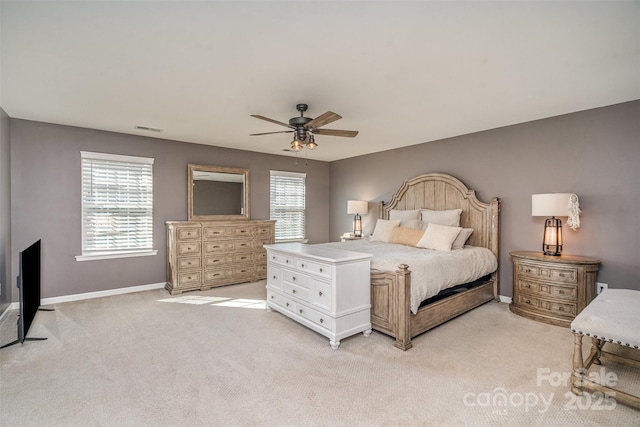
545, 267, 577, 284
540, 300, 576, 317
542, 284, 577, 301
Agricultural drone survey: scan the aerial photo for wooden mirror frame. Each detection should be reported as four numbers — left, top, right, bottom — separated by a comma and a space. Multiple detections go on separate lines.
188, 164, 250, 221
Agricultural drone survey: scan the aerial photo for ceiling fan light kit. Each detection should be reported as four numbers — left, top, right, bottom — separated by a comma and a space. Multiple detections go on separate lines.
251, 103, 358, 155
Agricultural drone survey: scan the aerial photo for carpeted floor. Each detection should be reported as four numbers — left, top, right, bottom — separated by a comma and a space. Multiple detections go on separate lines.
1, 280, 638, 426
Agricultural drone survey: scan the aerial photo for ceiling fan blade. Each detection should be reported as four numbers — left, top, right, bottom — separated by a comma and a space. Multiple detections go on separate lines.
250, 115, 293, 129
250, 130, 294, 136
305, 111, 342, 129
313, 129, 359, 138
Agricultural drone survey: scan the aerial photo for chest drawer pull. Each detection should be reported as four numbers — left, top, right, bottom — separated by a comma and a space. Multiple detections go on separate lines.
320, 268, 324, 273
319, 291, 323, 297
292, 289, 297, 294
299, 309, 303, 314
301, 263, 305, 268
292, 277, 296, 281
525, 268, 531, 273
272, 275, 277, 280
320, 318, 324, 324
286, 302, 290, 307
558, 306, 564, 311
559, 290, 565, 294
525, 299, 531, 304
526, 284, 531, 288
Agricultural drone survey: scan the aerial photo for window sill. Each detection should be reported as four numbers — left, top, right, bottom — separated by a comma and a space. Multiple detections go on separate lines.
75, 250, 158, 262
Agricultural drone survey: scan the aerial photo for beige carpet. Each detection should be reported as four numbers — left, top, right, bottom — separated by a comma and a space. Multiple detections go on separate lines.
1, 281, 638, 426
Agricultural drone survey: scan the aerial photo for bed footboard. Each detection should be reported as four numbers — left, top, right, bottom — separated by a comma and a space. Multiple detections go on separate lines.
370, 265, 413, 350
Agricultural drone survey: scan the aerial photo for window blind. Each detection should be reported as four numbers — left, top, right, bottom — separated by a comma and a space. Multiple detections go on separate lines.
270, 170, 306, 241
81, 151, 154, 254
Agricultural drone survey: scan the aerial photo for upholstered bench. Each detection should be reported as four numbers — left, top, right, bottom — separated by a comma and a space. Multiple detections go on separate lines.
571, 289, 640, 409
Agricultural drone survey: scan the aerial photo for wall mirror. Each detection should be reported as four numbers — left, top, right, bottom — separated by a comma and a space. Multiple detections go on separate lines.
188, 164, 250, 221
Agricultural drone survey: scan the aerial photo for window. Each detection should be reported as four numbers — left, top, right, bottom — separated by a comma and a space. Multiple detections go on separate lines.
270, 170, 306, 241
76, 151, 156, 261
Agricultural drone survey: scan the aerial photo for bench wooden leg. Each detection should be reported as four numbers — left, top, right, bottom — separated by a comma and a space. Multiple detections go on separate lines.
572, 333, 585, 396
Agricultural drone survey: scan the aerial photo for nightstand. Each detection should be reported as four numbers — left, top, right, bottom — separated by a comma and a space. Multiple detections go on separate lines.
509, 251, 600, 327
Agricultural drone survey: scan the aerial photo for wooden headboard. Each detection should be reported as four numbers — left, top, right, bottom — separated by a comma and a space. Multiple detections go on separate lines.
380, 173, 500, 260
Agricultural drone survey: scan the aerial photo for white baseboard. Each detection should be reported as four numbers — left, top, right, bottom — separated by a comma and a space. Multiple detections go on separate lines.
1, 282, 166, 313
499, 295, 512, 304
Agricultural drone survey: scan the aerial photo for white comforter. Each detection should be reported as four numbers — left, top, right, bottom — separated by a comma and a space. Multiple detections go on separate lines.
316, 240, 498, 314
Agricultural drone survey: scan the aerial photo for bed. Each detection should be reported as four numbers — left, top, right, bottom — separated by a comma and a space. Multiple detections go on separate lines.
325, 173, 500, 350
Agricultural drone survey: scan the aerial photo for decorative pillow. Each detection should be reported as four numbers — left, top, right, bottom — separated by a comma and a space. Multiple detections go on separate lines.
370, 219, 401, 242
420, 209, 462, 227
452, 228, 474, 250
388, 226, 425, 247
398, 219, 425, 230
416, 223, 463, 251
389, 209, 421, 221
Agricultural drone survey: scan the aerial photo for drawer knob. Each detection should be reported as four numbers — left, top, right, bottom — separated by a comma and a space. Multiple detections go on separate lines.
525, 268, 531, 273
525, 300, 531, 304
270, 295, 274, 299
286, 303, 290, 307
272, 275, 277, 280
272, 256, 276, 260
559, 290, 565, 294
320, 318, 324, 324
299, 309, 303, 314
526, 284, 531, 288
559, 273, 565, 277
292, 289, 296, 294
320, 268, 323, 273
286, 260, 289, 263
301, 263, 305, 268
319, 291, 323, 297
292, 277, 296, 281
559, 307, 564, 311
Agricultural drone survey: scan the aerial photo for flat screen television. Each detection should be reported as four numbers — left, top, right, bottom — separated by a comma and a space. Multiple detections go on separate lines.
0, 239, 46, 349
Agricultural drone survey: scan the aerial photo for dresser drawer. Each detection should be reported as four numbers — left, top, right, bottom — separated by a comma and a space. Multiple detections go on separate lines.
202, 226, 228, 239
283, 269, 310, 288
297, 259, 332, 279
256, 225, 273, 236
203, 241, 234, 253
267, 290, 296, 312
232, 239, 254, 252
177, 256, 201, 270
176, 226, 201, 241
297, 305, 334, 331
203, 255, 232, 268
177, 271, 201, 286
311, 279, 332, 312
231, 253, 253, 263
283, 280, 310, 302
177, 241, 201, 256
267, 264, 282, 288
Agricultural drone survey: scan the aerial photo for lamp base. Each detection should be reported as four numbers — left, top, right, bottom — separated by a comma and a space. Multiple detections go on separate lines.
543, 250, 561, 256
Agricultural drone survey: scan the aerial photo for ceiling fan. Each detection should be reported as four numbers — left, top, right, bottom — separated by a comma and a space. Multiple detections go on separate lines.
250, 103, 358, 151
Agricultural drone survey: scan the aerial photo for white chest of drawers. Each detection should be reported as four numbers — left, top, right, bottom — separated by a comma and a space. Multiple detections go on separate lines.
265, 243, 372, 350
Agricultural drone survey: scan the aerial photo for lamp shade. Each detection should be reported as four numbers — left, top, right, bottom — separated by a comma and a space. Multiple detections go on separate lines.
347, 200, 368, 215
532, 193, 574, 217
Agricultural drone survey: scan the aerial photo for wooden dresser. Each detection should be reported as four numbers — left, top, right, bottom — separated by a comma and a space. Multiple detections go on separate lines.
265, 243, 372, 349
166, 220, 275, 295
509, 251, 600, 327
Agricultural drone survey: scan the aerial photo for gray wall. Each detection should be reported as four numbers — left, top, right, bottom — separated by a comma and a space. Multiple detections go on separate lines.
10, 120, 330, 300
0, 107, 11, 311
330, 101, 640, 297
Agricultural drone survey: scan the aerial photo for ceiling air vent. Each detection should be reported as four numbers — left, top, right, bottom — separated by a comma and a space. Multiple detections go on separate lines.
135, 125, 163, 133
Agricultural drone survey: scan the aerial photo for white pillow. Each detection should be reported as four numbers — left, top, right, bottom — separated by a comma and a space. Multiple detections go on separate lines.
370, 219, 401, 242
398, 219, 425, 230
416, 223, 462, 251
452, 228, 474, 250
389, 209, 421, 221
420, 209, 462, 227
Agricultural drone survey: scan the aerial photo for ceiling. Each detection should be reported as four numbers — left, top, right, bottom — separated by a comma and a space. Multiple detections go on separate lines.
1, 1, 638, 162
